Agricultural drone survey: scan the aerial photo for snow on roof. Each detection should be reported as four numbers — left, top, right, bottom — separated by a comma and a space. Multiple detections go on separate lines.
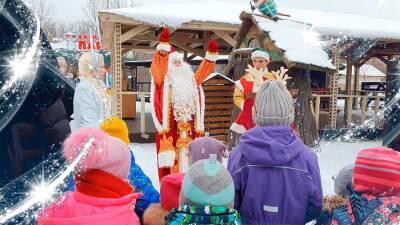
254, 15, 336, 70
339, 64, 386, 76
280, 7, 400, 39
101, 1, 400, 39
100, 1, 244, 27
203, 72, 235, 84
190, 54, 229, 61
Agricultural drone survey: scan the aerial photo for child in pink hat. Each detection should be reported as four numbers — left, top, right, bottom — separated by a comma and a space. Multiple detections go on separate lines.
37, 127, 142, 225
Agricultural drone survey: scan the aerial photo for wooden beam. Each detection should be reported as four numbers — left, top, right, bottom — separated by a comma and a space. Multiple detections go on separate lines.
149, 28, 177, 47
213, 30, 236, 47
101, 22, 114, 50
370, 49, 400, 55
349, 39, 378, 64
129, 34, 200, 43
122, 45, 158, 52
344, 55, 353, 123
170, 40, 205, 57
112, 23, 123, 118
191, 43, 203, 48
353, 65, 360, 109
329, 48, 341, 129
376, 55, 391, 65
204, 31, 210, 52
121, 25, 152, 43
181, 21, 239, 32
187, 54, 197, 61
99, 12, 142, 25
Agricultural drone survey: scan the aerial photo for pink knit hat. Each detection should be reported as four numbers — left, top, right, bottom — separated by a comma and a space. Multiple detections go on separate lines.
63, 127, 131, 179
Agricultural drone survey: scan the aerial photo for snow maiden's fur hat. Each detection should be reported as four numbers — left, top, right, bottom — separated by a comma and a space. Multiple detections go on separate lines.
63, 127, 131, 179
251, 48, 271, 61
78, 52, 105, 77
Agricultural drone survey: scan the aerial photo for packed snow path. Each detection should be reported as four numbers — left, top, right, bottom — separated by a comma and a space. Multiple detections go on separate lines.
130, 140, 381, 196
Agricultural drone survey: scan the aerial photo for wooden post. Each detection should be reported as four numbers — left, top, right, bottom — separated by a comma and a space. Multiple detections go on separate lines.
292, 68, 318, 147
329, 48, 340, 129
140, 93, 146, 134
112, 23, 123, 118
346, 96, 353, 128
374, 96, 381, 126
315, 95, 321, 130
353, 65, 360, 110
361, 96, 367, 124
344, 56, 353, 123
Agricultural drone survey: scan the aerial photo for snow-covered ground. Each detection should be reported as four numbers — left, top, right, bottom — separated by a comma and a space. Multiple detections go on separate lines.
131, 140, 382, 196
316, 140, 381, 195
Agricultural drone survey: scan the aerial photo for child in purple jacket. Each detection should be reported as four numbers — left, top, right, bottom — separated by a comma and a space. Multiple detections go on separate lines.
228, 80, 323, 224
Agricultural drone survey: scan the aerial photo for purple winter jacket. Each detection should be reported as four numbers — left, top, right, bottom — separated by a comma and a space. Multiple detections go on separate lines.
228, 126, 323, 225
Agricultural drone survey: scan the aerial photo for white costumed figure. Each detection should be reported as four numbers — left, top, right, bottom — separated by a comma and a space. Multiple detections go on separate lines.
70, 52, 111, 131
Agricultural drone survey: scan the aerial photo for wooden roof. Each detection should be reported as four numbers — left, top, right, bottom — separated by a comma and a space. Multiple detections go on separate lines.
98, 11, 240, 58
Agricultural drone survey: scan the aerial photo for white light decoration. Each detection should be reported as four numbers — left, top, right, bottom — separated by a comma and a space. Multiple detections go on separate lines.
302, 26, 321, 46
0, 19, 41, 97
0, 138, 95, 224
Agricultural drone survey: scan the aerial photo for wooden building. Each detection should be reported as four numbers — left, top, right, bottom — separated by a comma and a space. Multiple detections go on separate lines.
202, 73, 236, 142
226, 12, 336, 146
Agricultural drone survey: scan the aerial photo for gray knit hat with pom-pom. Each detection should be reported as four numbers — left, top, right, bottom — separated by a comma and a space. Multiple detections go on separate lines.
253, 80, 294, 127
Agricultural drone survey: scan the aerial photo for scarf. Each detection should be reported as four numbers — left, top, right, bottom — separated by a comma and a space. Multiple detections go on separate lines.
76, 169, 134, 198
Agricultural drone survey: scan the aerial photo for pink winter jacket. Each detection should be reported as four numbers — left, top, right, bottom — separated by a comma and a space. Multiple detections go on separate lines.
37, 191, 142, 225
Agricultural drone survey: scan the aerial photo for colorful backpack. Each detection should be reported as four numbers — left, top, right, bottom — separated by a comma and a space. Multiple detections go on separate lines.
165, 205, 241, 225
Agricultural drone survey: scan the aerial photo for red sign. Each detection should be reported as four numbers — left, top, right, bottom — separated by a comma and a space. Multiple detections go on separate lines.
64, 33, 76, 40
77, 34, 102, 51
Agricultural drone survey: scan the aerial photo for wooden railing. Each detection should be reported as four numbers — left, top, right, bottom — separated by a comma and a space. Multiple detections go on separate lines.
312, 94, 385, 129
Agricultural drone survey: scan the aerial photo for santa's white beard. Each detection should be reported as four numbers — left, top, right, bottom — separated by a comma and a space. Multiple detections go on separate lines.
167, 62, 198, 122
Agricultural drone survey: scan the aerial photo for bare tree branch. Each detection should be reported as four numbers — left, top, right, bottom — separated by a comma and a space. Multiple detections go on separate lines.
83, 0, 143, 33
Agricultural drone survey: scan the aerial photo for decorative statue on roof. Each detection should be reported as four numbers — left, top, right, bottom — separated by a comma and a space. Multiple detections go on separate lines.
251, 0, 278, 19
250, 0, 290, 21
150, 28, 219, 180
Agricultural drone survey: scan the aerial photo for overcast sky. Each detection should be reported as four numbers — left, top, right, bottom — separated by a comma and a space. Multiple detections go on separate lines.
48, 0, 400, 23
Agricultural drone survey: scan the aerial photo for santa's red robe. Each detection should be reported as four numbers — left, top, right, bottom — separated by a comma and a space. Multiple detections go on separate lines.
150, 52, 216, 180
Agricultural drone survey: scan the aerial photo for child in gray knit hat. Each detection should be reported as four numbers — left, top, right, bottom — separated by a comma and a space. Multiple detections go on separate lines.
334, 164, 354, 196
253, 80, 294, 127
228, 78, 323, 225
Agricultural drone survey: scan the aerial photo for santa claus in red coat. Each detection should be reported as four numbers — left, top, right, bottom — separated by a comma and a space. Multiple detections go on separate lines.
150, 28, 219, 180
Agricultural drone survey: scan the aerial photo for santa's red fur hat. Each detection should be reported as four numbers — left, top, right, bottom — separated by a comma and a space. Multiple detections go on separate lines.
156, 28, 172, 53
205, 39, 219, 62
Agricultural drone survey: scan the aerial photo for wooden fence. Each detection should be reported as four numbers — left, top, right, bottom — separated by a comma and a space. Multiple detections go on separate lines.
312, 94, 385, 129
